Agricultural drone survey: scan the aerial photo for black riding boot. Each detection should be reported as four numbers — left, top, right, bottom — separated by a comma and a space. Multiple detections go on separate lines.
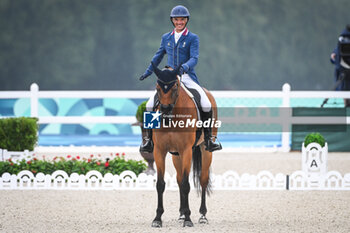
202, 110, 222, 152
139, 128, 154, 153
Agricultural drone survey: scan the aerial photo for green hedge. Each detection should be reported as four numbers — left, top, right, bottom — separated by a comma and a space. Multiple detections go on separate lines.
0, 117, 38, 151
136, 101, 147, 123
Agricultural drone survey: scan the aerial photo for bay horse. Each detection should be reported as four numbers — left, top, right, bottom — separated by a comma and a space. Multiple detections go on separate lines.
150, 63, 219, 227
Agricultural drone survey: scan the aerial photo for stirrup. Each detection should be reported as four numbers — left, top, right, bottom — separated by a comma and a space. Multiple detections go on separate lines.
205, 136, 222, 152
140, 138, 154, 153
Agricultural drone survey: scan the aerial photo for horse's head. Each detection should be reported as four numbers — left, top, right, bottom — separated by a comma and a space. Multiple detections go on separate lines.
152, 62, 181, 115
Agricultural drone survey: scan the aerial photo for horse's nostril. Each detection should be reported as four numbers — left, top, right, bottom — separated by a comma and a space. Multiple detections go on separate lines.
160, 104, 174, 114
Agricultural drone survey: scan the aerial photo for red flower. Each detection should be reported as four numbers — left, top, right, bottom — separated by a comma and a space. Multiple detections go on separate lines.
90, 154, 94, 158
27, 161, 32, 165
10, 163, 14, 166
67, 155, 71, 159
96, 162, 101, 166
33, 158, 38, 161
32, 170, 37, 174
122, 152, 125, 156
116, 153, 119, 156
72, 158, 76, 161
88, 159, 92, 163
104, 162, 109, 168
53, 157, 57, 161
76, 156, 80, 160
8, 158, 12, 162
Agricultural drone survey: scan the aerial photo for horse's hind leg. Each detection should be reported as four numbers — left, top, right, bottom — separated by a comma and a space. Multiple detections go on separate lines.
152, 147, 166, 228
198, 144, 212, 224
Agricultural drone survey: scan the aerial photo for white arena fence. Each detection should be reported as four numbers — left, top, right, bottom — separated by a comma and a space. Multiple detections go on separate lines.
1, 169, 350, 191
1, 142, 349, 190
0, 83, 350, 151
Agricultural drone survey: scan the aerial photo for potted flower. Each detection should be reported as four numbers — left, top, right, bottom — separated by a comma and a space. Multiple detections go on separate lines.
0, 117, 38, 162
303, 132, 326, 148
133, 101, 155, 175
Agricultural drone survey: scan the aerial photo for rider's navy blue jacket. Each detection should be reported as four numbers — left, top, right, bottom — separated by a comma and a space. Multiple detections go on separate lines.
331, 28, 350, 70
331, 28, 350, 90
145, 28, 200, 84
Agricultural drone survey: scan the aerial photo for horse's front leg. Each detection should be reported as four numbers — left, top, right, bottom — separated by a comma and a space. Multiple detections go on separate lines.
179, 147, 194, 227
152, 146, 166, 228
172, 155, 186, 223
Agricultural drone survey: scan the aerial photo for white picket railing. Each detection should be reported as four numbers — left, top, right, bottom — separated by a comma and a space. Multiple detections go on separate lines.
1, 142, 349, 190
1, 83, 350, 152
1, 169, 349, 190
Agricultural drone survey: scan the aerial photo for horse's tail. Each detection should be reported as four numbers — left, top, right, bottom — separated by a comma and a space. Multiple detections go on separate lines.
192, 145, 211, 195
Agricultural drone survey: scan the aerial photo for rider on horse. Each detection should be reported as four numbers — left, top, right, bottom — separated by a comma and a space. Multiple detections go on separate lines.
139, 5, 222, 153
330, 24, 350, 91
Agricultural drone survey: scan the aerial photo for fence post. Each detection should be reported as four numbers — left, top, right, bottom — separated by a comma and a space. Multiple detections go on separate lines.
281, 83, 291, 152
30, 83, 39, 118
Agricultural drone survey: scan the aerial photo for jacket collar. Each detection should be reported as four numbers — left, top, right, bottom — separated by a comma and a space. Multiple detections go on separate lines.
169, 28, 189, 45
170, 27, 189, 36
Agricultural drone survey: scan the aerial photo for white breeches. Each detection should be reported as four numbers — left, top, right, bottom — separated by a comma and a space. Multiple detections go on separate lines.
146, 74, 211, 112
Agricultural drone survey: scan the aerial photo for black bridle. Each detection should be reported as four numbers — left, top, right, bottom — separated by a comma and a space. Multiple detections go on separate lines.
151, 62, 182, 114
157, 78, 179, 114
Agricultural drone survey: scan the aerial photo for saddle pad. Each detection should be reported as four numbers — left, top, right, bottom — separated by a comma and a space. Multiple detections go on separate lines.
180, 82, 202, 121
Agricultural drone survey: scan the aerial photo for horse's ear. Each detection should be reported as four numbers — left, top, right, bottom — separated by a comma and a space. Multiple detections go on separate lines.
151, 62, 161, 77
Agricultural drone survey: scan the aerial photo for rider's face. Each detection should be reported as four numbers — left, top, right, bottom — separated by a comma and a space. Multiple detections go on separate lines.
172, 17, 188, 32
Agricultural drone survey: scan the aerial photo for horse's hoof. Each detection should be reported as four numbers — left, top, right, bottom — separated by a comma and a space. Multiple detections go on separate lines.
151, 220, 162, 228
183, 220, 194, 227
198, 215, 209, 224
178, 214, 185, 223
